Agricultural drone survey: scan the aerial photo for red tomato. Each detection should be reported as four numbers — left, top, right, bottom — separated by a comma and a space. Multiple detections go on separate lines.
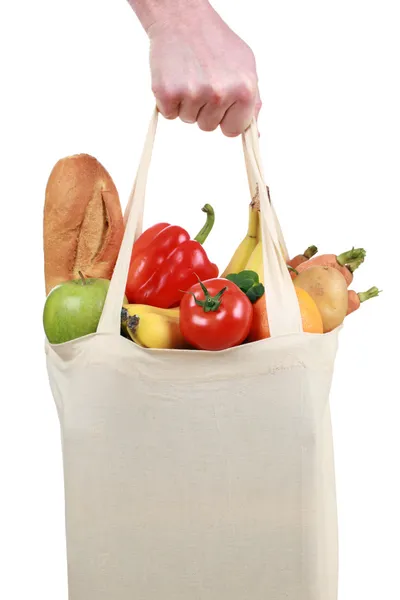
180, 278, 253, 351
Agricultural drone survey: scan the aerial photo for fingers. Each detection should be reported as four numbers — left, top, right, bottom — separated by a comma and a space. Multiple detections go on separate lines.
152, 84, 182, 120
152, 83, 207, 123
197, 89, 229, 132
178, 86, 211, 124
152, 80, 261, 137
220, 81, 258, 137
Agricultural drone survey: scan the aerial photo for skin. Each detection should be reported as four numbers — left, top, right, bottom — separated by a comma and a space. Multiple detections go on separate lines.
347, 290, 360, 315
128, 0, 261, 136
294, 266, 349, 333
296, 255, 353, 286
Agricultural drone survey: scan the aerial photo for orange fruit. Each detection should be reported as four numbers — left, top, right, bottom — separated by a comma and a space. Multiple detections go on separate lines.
248, 287, 323, 341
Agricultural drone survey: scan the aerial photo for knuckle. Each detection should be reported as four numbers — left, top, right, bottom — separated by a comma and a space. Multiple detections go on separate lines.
235, 79, 257, 104
152, 84, 181, 104
192, 83, 210, 100
187, 83, 215, 104
186, 88, 201, 104
208, 87, 224, 106
151, 82, 164, 99
188, 84, 224, 106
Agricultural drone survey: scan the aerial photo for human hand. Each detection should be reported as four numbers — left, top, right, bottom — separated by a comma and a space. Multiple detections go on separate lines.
147, 2, 261, 137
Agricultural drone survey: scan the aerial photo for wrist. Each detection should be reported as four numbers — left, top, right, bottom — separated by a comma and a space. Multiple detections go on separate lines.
129, 0, 212, 36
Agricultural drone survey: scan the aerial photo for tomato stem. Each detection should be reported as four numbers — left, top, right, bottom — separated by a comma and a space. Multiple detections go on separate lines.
191, 277, 227, 312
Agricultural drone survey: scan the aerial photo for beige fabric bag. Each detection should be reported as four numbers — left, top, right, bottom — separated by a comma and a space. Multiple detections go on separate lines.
45, 108, 340, 600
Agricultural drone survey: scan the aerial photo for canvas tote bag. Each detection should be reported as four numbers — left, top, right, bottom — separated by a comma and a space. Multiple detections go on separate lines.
45, 107, 340, 600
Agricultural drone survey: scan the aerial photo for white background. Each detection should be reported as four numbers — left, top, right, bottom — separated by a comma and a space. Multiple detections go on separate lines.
1, 0, 399, 598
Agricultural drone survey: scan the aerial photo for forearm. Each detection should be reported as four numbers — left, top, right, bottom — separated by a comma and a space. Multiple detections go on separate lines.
128, 0, 211, 33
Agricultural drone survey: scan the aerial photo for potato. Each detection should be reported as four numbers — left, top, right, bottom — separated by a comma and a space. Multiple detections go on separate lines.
294, 265, 349, 332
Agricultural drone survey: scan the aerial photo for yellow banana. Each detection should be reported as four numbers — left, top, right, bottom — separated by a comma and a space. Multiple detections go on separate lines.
245, 241, 264, 284
231, 183, 288, 286
245, 210, 288, 285
123, 304, 180, 319
121, 304, 188, 349
245, 240, 289, 285
221, 202, 260, 277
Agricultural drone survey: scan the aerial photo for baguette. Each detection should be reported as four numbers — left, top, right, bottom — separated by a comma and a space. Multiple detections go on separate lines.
43, 154, 124, 295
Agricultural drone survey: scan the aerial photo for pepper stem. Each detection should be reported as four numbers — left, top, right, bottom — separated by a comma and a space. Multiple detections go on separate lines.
337, 247, 366, 272
358, 286, 382, 303
191, 278, 227, 313
303, 245, 318, 259
78, 271, 86, 285
194, 204, 215, 244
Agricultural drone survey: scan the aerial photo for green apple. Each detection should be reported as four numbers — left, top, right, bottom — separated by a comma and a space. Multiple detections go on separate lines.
43, 272, 128, 344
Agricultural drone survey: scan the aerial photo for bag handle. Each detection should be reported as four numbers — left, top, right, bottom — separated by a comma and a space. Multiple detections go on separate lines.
243, 124, 290, 262
97, 107, 303, 338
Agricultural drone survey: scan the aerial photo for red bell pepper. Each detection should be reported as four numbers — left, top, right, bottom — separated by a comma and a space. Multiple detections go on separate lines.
125, 204, 219, 308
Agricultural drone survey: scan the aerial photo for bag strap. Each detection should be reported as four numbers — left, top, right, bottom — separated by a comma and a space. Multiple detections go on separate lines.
97, 107, 303, 338
243, 123, 290, 262
242, 129, 303, 337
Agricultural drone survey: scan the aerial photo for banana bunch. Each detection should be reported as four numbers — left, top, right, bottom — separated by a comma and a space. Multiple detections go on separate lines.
121, 304, 189, 350
222, 198, 266, 283
221, 201, 261, 277
223, 192, 288, 285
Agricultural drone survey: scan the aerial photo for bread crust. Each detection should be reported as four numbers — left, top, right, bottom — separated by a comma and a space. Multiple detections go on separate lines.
44, 154, 124, 295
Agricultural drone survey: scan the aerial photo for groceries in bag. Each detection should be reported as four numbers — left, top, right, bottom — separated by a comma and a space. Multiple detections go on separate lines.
287, 244, 318, 269
179, 277, 255, 351
43, 271, 129, 344
347, 286, 380, 315
247, 286, 324, 342
43, 153, 125, 296
125, 204, 218, 308
220, 198, 260, 276
42, 153, 381, 349
293, 266, 350, 333
120, 304, 188, 349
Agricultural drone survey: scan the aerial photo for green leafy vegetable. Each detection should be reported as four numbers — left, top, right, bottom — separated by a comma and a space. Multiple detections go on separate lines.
226, 270, 265, 303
